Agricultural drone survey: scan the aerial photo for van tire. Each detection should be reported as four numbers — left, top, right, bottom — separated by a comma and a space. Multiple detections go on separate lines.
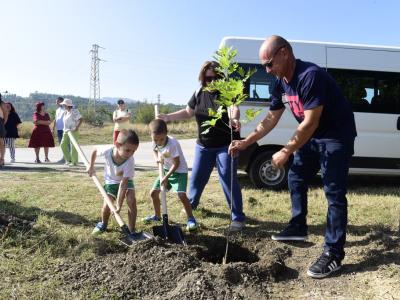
248, 151, 288, 190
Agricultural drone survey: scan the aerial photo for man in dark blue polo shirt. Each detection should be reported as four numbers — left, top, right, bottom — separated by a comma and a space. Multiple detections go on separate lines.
229, 35, 357, 278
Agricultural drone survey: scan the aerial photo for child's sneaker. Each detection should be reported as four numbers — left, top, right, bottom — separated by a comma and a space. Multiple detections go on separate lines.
92, 222, 107, 235
186, 217, 198, 232
128, 231, 149, 241
142, 215, 161, 224
229, 220, 246, 232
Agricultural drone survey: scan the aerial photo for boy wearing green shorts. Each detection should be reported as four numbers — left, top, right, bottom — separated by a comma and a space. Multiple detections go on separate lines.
144, 119, 198, 231
88, 129, 142, 240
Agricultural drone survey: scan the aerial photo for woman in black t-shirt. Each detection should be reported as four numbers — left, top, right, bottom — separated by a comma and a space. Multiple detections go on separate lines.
157, 61, 245, 232
4, 102, 22, 163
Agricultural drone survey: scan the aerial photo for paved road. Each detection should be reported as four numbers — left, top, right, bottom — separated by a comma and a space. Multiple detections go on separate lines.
1, 139, 197, 172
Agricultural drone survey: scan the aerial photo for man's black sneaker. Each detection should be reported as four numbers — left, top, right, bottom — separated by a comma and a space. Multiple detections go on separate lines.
271, 225, 308, 241
307, 252, 342, 278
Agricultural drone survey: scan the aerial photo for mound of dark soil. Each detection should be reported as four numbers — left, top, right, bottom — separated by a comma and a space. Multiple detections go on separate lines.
0, 213, 35, 232
59, 236, 290, 299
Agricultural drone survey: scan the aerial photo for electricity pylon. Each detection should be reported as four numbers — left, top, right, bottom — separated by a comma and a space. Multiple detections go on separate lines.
88, 44, 105, 112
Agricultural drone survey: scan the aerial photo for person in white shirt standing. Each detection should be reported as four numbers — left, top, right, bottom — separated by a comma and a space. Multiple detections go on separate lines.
52, 97, 67, 163
60, 98, 82, 166
112, 99, 131, 144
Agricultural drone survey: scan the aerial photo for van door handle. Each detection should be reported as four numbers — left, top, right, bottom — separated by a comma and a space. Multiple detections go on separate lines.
398, 116, 400, 130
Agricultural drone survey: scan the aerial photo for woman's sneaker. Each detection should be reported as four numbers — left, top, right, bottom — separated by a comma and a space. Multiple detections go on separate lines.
307, 252, 342, 278
142, 215, 161, 224
186, 217, 198, 232
271, 225, 308, 241
92, 222, 107, 235
229, 220, 246, 232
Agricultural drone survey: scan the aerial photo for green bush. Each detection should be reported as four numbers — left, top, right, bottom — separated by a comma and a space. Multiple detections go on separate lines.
81, 107, 112, 127
134, 103, 172, 124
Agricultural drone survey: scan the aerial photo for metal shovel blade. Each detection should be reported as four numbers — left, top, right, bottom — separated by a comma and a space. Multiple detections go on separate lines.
153, 216, 185, 245
119, 225, 153, 247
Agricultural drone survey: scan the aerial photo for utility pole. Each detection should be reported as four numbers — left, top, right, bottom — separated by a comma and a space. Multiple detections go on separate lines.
89, 44, 105, 112
157, 94, 161, 105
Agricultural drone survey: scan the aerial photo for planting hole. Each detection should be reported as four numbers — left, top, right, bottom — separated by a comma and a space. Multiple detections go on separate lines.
194, 236, 259, 264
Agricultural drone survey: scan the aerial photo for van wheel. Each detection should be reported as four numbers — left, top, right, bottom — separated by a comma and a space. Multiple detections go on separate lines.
249, 151, 288, 190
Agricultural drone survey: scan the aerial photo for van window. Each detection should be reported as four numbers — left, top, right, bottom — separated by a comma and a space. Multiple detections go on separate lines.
328, 69, 400, 114
249, 82, 270, 99
242, 64, 276, 102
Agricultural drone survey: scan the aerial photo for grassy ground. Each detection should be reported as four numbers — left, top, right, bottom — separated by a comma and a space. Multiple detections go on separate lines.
0, 170, 399, 299
16, 121, 197, 147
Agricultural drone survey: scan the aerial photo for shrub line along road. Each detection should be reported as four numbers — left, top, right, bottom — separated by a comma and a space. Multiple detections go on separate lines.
1, 139, 197, 171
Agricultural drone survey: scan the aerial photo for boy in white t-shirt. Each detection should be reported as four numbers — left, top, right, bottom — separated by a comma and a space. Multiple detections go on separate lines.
143, 119, 198, 232
88, 129, 143, 240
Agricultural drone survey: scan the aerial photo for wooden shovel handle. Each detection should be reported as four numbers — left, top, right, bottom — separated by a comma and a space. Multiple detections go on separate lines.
154, 105, 168, 215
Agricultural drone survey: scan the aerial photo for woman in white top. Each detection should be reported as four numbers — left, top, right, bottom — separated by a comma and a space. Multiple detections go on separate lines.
59, 98, 82, 166
112, 99, 131, 144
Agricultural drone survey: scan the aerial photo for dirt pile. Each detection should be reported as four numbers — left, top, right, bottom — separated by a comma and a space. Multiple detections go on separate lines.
60, 236, 290, 299
0, 213, 35, 235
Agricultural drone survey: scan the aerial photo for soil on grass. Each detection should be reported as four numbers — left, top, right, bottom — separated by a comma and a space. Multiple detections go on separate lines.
59, 235, 290, 299
1, 214, 399, 299
0, 212, 35, 233
269, 228, 400, 300
56, 228, 400, 300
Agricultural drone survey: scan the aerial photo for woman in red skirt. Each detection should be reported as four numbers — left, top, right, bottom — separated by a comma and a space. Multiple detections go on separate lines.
28, 102, 55, 163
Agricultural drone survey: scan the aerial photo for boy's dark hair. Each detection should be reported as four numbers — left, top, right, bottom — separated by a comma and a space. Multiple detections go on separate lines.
117, 129, 139, 145
149, 119, 168, 134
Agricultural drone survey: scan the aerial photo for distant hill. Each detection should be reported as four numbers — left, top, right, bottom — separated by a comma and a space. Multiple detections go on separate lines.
101, 97, 139, 105
1, 92, 184, 122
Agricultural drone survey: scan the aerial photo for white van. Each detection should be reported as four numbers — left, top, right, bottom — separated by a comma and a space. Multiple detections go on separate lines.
220, 37, 400, 189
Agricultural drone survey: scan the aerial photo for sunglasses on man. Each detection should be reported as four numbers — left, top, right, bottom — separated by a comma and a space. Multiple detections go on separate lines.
262, 45, 286, 69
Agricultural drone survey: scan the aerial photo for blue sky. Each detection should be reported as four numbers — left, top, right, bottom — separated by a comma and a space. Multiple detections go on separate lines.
0, 0, 399, 104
